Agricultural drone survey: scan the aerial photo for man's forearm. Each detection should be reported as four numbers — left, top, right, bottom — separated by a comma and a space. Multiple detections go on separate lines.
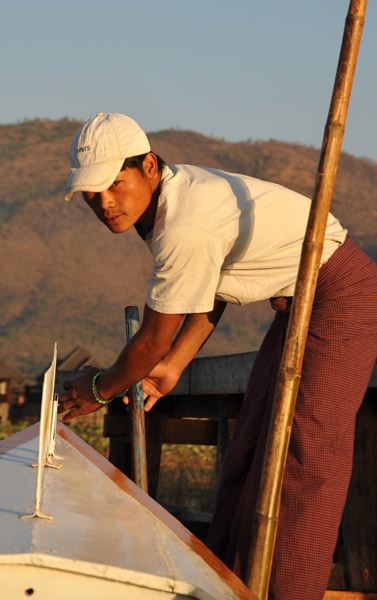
97, 307, 184, 399
59, 302, 225, 420
96, 335, 165, 399
162, 300, 227, 375
100, 302, 226, 398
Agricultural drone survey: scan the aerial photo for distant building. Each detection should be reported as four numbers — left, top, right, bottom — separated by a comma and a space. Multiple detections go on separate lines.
54, 345, 103, 374
0, 359, 25, 423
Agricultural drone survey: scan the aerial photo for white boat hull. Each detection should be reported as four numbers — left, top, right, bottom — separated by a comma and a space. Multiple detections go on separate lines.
0, 423, 254, 600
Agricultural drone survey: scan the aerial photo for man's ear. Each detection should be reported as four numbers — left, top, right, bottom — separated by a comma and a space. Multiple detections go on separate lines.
142, 152, 159, 180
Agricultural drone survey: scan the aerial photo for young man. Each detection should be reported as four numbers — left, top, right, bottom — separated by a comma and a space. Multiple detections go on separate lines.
60, 112, 377, 600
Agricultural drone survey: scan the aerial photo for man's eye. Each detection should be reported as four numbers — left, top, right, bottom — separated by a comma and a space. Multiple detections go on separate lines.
111, 180, 120, 187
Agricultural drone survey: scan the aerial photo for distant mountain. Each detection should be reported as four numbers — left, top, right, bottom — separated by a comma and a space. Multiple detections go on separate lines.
0, 119, 376, 379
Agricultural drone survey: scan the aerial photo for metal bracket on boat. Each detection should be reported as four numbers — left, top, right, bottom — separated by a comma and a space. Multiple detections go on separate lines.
20, 508, 53, 521
21, 343, 59, 520
47, 393, 64, 463
30, 394, 63, 469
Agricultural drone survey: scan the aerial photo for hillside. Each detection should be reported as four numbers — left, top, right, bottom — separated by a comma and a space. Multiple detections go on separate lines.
0, 119, 376, 379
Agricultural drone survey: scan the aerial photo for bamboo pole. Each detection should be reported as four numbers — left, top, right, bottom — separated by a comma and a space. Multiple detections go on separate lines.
125, 306, 148, 493
246, 1, 368, 597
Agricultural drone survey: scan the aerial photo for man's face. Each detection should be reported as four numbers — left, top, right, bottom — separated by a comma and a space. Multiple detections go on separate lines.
82, 155, 160, 234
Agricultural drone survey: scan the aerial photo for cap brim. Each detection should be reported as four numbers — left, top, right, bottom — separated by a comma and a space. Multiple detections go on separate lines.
64, 158, 124, 201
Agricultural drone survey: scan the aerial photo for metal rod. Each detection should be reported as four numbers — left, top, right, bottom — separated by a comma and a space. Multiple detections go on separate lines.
246, 1, 368, 597
125, 306, 148, 493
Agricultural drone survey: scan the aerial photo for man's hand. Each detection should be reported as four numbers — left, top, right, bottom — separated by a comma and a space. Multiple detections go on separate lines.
124, 301, 227, 412
59, 303, 226, 419
58, 308, 184, 422
58, 366, 103, 422
136, 361, 181, 411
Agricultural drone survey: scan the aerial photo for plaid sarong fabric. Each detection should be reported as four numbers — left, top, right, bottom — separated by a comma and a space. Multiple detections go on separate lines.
207, 237, 377, 600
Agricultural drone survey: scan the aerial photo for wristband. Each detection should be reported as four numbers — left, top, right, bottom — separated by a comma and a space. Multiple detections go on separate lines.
92, 372, 114, 405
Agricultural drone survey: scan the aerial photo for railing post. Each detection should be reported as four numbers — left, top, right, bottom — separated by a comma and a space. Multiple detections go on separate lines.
125, 306, 148, 493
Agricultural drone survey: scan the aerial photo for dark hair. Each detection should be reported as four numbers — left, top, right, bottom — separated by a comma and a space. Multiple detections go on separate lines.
121, 153, 165, 174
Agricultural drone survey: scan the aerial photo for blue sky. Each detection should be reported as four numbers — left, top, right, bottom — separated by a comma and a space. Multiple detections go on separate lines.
2, 0, 376, 161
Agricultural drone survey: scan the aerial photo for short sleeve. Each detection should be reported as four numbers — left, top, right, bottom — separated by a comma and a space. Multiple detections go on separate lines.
146, 227, 230, 314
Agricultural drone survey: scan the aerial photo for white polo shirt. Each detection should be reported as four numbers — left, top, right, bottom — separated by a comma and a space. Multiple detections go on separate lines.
143, 165, 347, 314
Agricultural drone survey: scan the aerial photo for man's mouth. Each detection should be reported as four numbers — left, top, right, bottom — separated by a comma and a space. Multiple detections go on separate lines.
104, 214, 122, 224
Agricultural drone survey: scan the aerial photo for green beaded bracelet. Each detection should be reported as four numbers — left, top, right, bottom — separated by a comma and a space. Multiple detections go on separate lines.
92, 372, 114, 405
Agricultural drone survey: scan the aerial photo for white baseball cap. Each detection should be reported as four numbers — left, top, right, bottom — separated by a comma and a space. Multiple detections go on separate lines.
64, 112, 151, 201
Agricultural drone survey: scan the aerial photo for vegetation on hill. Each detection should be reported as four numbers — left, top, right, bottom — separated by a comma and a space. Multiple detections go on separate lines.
0, 119, 376, 379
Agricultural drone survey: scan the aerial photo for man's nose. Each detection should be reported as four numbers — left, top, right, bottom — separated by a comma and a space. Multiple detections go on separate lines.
99, 189, 115, 210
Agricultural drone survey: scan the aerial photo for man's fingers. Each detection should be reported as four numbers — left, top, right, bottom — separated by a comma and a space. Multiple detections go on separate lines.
59, 392, 73, 403
144, 395, 159, 412
58, 391, 76, 409
61, 402, 101, 422
143, 381, 160, 398
62, 408, 81, 423
142, 381, 149, 395
57, 399, 77, 414
123, 385, 157, 410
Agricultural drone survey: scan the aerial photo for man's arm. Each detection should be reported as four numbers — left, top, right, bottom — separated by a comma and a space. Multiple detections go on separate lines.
59, 300, 226, 420
142, 300, 227, 410
58, 306, 184, 421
